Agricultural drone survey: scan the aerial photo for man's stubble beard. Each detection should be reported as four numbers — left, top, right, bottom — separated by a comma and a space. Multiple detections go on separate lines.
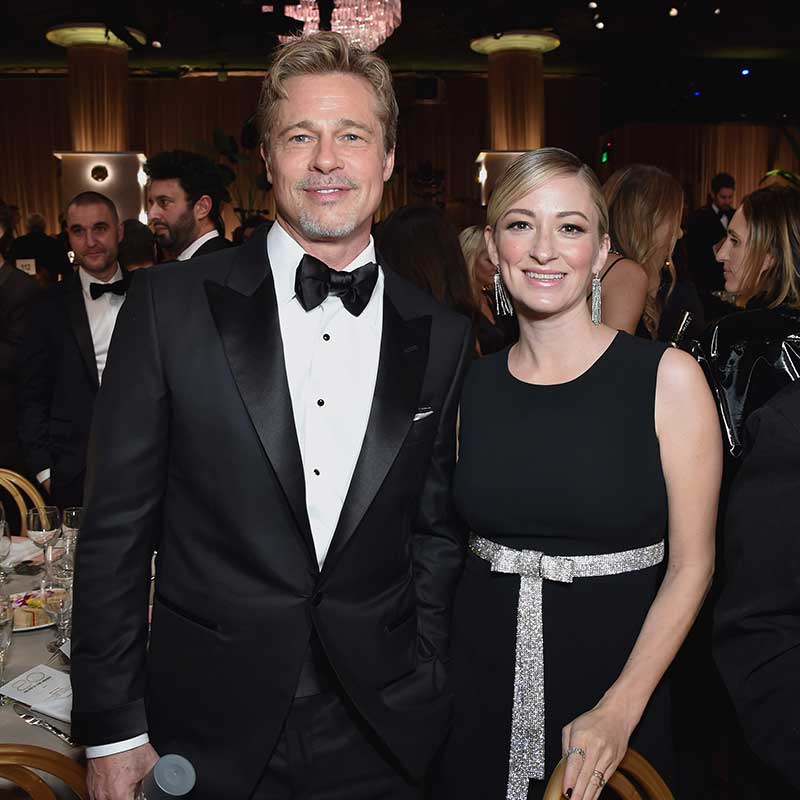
155, 208, 198, 255
297, 208, 359, 241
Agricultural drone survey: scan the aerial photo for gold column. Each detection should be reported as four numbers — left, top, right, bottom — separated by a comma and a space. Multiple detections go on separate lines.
47, 23, 145, 152
471, 31, 561, 151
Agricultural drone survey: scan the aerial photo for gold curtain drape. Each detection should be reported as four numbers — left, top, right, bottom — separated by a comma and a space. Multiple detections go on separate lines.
488, 51, 545, 151
598, 122, 800, 209
67, 46, 129, 152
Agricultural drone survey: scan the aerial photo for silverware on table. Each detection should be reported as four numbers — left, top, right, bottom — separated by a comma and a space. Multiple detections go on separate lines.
12, 703, 78, 747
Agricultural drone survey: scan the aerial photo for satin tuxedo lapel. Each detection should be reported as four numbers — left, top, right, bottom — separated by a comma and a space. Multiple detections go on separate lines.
204, 232, 316, 566
65, 278, 99, 392
321, 282, 431, 579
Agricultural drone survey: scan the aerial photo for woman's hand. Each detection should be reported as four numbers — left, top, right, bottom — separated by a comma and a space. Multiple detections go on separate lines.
561, 701, 635, 800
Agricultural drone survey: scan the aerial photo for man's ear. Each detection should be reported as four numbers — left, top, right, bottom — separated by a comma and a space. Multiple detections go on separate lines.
382, 147, 395, 182
194, 195, 212, 222
261, 144, 273, 185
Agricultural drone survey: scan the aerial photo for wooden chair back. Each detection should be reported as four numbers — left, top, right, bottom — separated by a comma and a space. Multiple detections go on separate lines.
0, 469, 47, 535
0, 744, 87, 799
544, 748, 674, 800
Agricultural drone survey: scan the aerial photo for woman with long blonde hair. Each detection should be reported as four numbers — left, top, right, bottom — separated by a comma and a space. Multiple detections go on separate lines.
599, 165, 684, 338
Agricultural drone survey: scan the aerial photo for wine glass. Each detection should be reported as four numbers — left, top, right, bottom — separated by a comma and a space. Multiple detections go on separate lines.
26, 506, 60, 583
0, 595, 11, 685
0, 521, 11, 586
62, 506, 82, 540
43, 584, 72, 654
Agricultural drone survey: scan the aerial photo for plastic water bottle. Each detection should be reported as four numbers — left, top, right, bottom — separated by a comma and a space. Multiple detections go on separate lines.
134, 755, 196, 799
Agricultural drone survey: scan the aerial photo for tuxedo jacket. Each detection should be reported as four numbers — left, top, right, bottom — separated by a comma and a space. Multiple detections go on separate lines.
192, 234, 234, 258
70, 227, 472, 799
16, 273, 101, 503
0, 264, 40, 467
714, 380, 800, 791
685, 205, 731, 292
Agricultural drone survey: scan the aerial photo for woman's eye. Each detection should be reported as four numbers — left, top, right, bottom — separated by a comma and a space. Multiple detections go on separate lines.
506, 220, 531, 231
561, 224, 585, 235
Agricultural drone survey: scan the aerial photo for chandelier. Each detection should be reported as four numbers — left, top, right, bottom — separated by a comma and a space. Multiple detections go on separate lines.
268, 1, 402, 52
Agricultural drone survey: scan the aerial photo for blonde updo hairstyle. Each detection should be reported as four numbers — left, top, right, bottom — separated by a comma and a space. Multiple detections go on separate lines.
486, 148, 609, 283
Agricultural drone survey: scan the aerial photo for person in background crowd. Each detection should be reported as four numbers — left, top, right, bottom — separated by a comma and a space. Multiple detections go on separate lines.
714, 379, 800, 799
375, 203, 478, 324
459, 224, 518, 355
71, 32, 471, 800
118, 219, 156, 271
437, 147, 719, 800
0, 202, 39, 470
598, 164, 685, 339
232, 213, 271, 245
759, 168, 800, 190
17, 191, 128, 509
9, 212, 72, 285
686, 172, 737, 320
144, 149, 233, 261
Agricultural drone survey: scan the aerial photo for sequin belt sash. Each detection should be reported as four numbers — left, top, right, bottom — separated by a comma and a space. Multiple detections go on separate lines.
468, 534, 665, 800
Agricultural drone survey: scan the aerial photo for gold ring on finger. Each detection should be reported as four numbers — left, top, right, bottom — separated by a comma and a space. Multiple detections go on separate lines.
592, 769, 606, 786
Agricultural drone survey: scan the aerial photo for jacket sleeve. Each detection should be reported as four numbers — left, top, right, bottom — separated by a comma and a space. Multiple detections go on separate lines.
16, 295, 55, 476
70, 268, 168, 746
713, 397, 800, 791
411, 318, 472, 665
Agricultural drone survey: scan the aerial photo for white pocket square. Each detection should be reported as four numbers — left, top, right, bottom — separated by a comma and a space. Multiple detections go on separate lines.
413, 408, 435, 422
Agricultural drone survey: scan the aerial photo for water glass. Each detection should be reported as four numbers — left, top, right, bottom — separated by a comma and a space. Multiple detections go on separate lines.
43, 585, 72, 653
62, 506, 82, 539
26, 506, 61, 582
0, 595, 11, 685
0, 521, 11, 585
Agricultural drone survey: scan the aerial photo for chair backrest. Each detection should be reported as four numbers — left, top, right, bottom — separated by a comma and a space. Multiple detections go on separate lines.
0, 744, 87, 799
544, 748, 674, 800
0, 469, 46, 535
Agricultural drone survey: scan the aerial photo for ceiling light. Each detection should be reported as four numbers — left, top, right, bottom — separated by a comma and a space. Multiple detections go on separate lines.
595, 21, 605, 29
741, 68, 751, 76
669, 8, 679, 17
152, 40, 162, 48
714, 7, 721, 14
588, 1, 598, 7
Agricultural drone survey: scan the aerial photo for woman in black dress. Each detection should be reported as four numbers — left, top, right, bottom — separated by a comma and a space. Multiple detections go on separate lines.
437, 149, 721, 800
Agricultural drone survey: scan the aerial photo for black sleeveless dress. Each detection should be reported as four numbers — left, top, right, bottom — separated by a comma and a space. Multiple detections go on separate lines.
436, 333, 673, 799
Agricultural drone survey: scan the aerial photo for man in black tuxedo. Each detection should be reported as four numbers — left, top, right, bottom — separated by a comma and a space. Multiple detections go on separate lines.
17, 192, 128, 509
0, 202, 39, 470
71, 32, 472, 800
144, 149, 233, 261
9, 212, 72, 285
685, 172, 736, 320
714, 380, 800, 795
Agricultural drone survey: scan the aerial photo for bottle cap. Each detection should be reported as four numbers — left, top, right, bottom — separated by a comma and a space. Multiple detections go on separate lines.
141, 755, 196, 798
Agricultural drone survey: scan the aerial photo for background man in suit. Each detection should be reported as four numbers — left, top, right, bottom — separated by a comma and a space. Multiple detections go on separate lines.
0, 202, 39, 472
144, 149, 233, 261
71, 32, 472, 800
714, 379, 800, 796
9, 211, 72, 285
17, 191, 127, 508
686, 171, 736, 319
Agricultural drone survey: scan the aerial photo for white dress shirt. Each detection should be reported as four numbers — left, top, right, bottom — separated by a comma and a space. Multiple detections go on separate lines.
87, 221, 384, 758
36, 266, 125, 487
177, 230, 219, 260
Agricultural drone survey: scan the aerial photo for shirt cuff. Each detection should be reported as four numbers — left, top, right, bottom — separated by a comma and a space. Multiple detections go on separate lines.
36, 468, 51, 485
85, 733, 150, 759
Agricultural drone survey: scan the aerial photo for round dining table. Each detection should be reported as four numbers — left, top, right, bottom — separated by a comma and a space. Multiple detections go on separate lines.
1, 570, 85, 799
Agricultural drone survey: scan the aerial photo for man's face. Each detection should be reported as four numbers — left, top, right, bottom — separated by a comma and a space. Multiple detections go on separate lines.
147, 178, 200, 254
714, 187, 735, 213
262, 72, 394, 249
66, 204, 122, 276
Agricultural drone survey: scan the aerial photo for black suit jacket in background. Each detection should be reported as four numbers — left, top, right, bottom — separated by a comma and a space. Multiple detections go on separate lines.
71, 227, 472, 799
192, 234, 233, 258
10, 231, 72, 284
685, 204, 735, 320
0, 263, 40, 468
16, 272, 100, 507
714, 380, 800, 792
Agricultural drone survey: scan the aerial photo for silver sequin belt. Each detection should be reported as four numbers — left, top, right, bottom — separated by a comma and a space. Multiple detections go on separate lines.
468, 534, 665, 800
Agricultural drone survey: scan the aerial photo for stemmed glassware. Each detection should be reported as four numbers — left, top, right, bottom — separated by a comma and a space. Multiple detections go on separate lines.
26, 506, 61, 584
62, 507, 82, 540
44, 583, 72, 653
0, 595, 11, 685
0, 520, 12, 586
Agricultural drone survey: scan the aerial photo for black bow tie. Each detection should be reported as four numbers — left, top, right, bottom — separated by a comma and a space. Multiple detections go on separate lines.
294, 254, 378, 317
89, 278, 127, 300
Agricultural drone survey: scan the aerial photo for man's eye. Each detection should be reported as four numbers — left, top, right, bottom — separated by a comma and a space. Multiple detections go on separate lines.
290, 134, 311, 143
343, 133, 362, 142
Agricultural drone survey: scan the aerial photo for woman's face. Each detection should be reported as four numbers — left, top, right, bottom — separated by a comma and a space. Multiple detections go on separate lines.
486, 175, 608, 319
716, 207, 764, 294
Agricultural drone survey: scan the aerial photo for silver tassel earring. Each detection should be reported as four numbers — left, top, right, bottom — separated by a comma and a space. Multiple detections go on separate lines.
494, 266, 514, 316
591, 271, 602, 325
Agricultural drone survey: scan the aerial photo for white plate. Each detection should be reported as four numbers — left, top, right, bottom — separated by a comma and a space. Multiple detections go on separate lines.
10, 589, 62, 632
